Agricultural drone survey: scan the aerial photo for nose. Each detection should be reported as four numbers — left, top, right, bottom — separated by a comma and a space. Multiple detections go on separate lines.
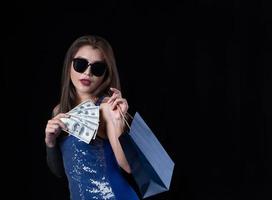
83, 64, 92, 76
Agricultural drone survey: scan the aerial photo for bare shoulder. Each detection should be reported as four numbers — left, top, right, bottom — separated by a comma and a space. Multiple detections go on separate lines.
52, 104, 60, 117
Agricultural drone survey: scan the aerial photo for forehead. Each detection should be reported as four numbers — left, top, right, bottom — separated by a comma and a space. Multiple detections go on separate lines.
74, 45, 104, 61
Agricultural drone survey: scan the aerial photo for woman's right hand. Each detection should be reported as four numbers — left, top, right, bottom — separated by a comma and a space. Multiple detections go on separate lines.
45, 113, 69, 147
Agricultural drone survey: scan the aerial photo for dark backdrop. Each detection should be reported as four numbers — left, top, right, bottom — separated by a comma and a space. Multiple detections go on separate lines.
4, 1, 272, 199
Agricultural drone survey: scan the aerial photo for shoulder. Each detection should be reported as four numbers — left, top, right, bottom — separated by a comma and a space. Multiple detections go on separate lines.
52, 104, 60, 117
99, 97, 109, 108
101, 97, 110, 104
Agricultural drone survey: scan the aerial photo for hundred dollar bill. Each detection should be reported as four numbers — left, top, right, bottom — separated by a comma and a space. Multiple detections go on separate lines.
60, 117, 97, 143
59, 100, 100, 143
68, 107, 99, 119
68, 100, 96, 114
69, 115, 99, 131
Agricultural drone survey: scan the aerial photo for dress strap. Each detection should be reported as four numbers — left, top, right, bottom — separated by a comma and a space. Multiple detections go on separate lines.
95, 95, 106, 106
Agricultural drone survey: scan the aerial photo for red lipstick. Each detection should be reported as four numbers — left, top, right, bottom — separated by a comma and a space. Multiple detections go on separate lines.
80, 79, 91, 86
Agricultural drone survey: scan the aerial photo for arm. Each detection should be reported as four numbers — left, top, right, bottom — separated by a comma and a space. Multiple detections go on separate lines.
106, 118, 131, 173
45, 106, 69, 178
100, 89, 131, 173
46, 143, 65, 178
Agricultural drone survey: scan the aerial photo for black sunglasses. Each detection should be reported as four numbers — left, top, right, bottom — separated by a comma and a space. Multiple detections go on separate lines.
72, 58, 107, 77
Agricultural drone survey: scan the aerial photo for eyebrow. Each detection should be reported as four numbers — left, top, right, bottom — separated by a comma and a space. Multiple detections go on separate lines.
74, 56, 90, 62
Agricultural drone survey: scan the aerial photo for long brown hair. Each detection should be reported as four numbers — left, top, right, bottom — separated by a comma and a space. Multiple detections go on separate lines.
58, 35, 121, 113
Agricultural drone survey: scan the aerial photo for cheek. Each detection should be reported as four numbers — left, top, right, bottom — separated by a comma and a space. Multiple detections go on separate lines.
70, 67, 79, 84
70, 68, 74, 79
94, 75, 105, 85
70, 66, 79, 77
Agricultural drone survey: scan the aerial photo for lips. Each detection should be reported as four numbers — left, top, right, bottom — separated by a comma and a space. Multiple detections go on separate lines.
80, 79, 91, 86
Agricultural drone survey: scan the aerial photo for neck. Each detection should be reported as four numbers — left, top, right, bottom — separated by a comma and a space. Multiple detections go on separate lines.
76, 92, 97, 104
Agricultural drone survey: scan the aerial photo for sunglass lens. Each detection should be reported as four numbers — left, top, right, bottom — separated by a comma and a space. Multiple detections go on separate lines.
91, 62, 107, 77
73, 58, 88, 73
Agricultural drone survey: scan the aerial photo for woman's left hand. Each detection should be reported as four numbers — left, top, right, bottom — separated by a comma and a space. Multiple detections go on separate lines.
100, 88, 128, 123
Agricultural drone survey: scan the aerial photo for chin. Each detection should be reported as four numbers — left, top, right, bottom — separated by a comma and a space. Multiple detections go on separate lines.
76, 86, 93, 94
75, 82, 100, 94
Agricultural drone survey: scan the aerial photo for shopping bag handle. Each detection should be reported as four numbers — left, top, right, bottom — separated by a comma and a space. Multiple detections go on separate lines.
107, 90, 133, 130
116, 103, 151, 134
117, 105, 133, 130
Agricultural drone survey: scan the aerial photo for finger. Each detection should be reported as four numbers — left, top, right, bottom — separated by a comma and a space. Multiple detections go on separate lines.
111, 98, 125, 108
117, 103, 128, 116
46, 127, 60, 135
111, 98, 128, 111
110, 88, 122, 97
107, 93, 118, 104
46, 127, 56, 134
54, 113, 70, 119
47, 124, 59, 130
113, 103, 127, 122
110, 87, 121, 94
49, 119, 67, 130
53, 119, 67, 130
108, 88, 122, 104
49, 124, 62, 132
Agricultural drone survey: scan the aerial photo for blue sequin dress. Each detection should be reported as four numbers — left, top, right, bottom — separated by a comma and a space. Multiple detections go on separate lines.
59, 98, 139, 200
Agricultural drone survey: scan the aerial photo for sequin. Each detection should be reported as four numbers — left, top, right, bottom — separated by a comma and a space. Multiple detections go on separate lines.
59, 136, 139, 200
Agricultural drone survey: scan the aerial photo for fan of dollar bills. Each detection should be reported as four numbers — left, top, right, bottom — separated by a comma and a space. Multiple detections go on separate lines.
60, 100, 100, 144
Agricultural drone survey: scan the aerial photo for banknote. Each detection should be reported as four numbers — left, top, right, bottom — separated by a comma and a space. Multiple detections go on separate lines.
68, 107, 99, 118
60, 100, 100, 143
68, 100, 96, 113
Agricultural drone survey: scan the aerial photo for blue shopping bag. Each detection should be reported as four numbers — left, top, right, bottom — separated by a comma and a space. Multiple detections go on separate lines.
119, 112, 175, 199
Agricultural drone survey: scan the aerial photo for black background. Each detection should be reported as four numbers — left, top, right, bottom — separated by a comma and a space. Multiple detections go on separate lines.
4, 0, 272, 199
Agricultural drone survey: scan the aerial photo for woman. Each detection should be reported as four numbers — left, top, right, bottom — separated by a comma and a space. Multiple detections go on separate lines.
45, 35, 139, 200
